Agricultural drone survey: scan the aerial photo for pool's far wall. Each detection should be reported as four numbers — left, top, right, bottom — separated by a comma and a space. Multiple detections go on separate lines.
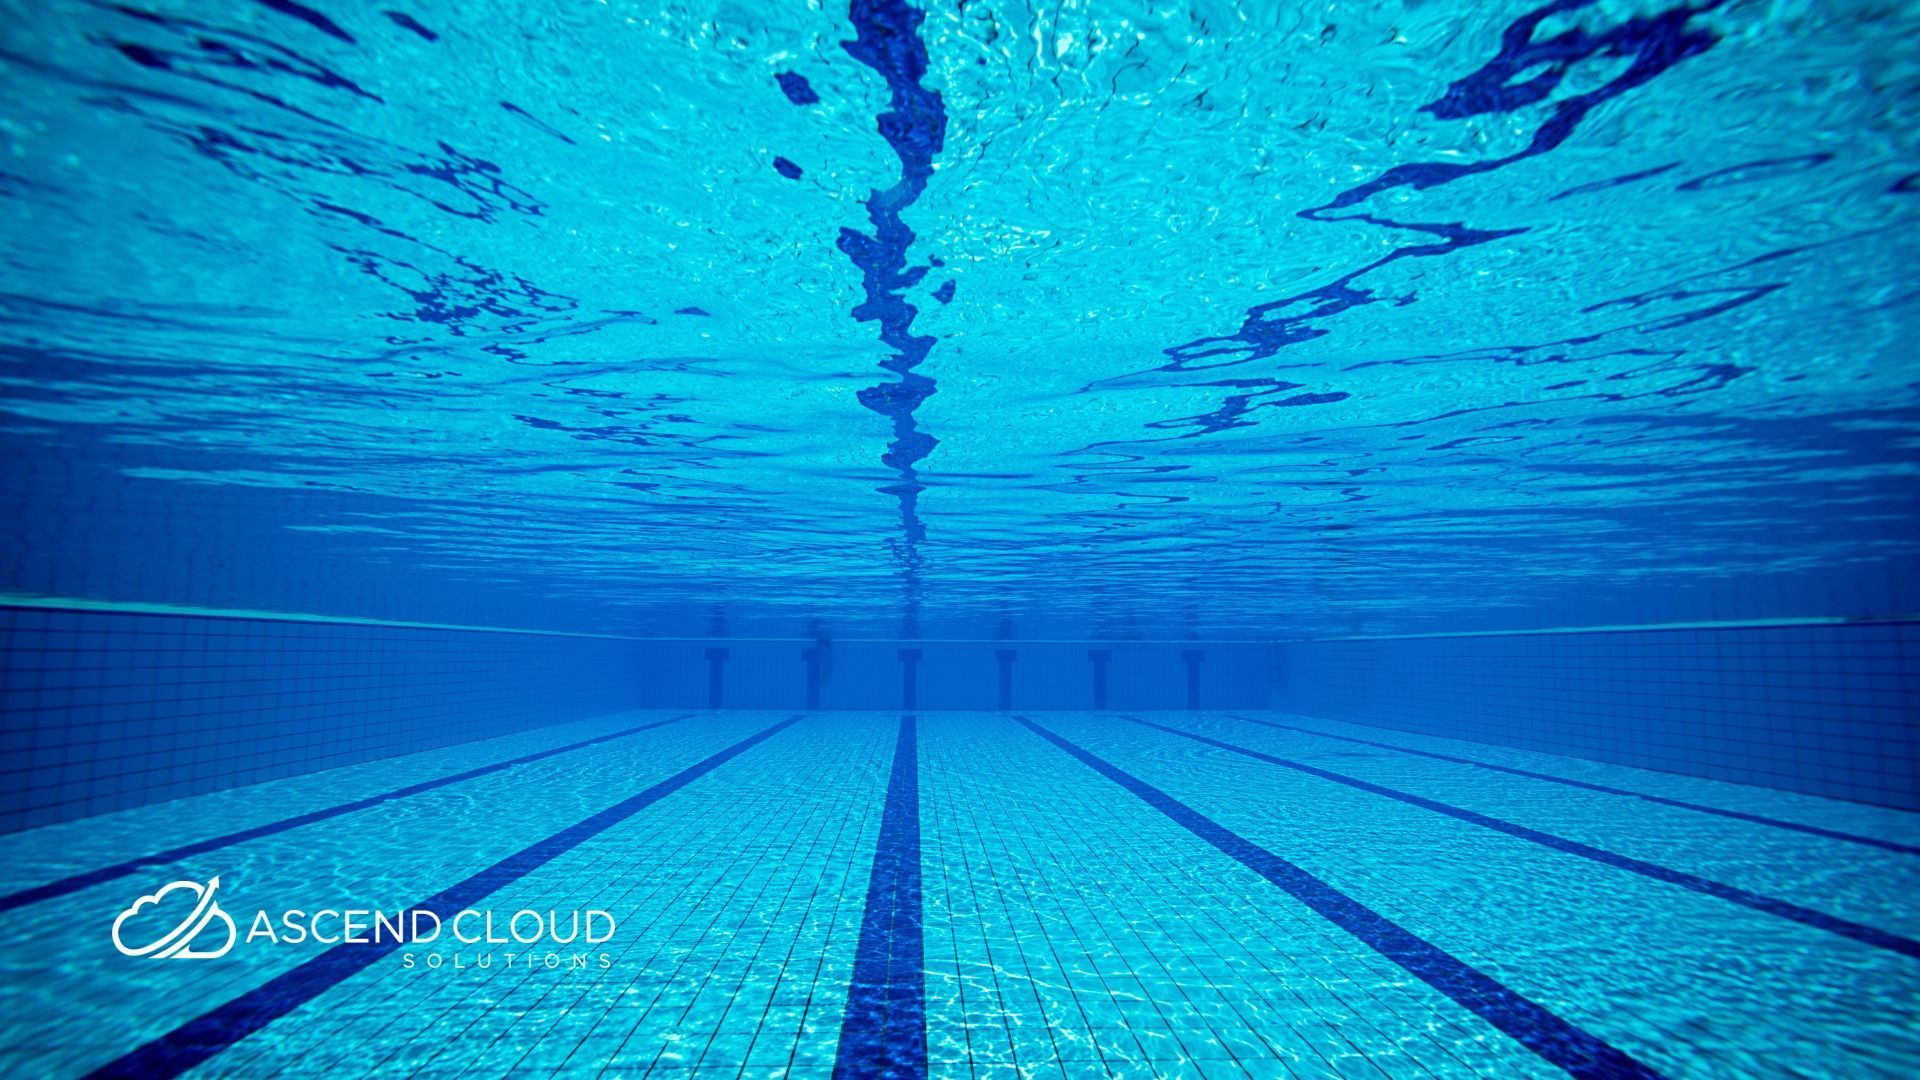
20, 600, 1912, 828
631, 639, 1273, 712
1273, 622, 1920, 811
0, 605, 1273, 832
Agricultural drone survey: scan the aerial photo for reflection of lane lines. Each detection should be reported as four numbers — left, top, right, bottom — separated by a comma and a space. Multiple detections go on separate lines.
1228, 714, 1920, 855
0, 713, 697, 914
1070, 0, 1733, 455
834, 0, 950, 634
1131, 718, 1920, 960
1013, 716, 1661, 1079
83, 715, 806, 1080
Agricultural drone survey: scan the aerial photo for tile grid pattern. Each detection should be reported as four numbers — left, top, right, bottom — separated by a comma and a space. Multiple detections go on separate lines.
0, 715, 762, 1076
919, 715, 1540, 1078
1059, 715, 1920, 1077
1277, 623, 1920, 809
1, 713, 1916, 1076
206, 715, 892, 1079
0, 607, 642, 829
652, 642, 1273, 712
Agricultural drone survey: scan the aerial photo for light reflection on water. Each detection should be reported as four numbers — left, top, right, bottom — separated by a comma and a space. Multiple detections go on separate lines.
0, 0, 1913, 638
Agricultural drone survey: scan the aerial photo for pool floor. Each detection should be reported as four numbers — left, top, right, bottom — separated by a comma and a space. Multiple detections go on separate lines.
1, 711, 1915, 1077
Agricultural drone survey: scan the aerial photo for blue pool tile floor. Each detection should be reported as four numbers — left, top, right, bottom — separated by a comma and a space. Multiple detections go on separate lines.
0, 711, 1915, 1078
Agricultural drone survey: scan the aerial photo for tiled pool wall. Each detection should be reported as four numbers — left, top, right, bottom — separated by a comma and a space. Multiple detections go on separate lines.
0, 608, 1275, 831
1274, 622, 1920, 810
635, 640, 1274, 711
8, 604, 1914, 833
0, 607, 643, 831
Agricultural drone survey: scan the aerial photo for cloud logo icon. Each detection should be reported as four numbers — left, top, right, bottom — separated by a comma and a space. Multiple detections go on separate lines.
112, 876, 236, 959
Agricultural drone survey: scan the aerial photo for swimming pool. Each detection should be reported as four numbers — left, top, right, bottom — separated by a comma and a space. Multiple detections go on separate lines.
1, 0, 1915, 1075
0, 711, 1915, 1076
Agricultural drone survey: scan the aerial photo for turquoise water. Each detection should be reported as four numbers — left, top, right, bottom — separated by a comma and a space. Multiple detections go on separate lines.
0, 0, 1914, 637
1, 711, 1917, 1076
2, 0, 1918, 1076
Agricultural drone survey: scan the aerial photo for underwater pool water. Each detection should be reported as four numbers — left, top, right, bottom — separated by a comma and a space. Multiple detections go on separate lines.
1, 0, 1914, 636
1, 0, 1916, 1076
0, 712, 1916, 1077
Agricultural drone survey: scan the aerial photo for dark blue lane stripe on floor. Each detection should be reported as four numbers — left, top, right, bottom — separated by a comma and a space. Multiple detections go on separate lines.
1135, 718, 1920, 961
834, 714, 927, 1079
1230, 714, 1920, 856
0, 714, 698, 915
1014, 716, 1662, 1080
82, 715, 805, 1080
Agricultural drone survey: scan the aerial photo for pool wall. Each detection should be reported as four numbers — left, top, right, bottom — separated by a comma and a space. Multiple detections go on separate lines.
0, 608, 1279, 831
0, 606, 643, 831
8, 605, 1915, 837
632, 640, 1273, 711
1276, 621, 1920, 810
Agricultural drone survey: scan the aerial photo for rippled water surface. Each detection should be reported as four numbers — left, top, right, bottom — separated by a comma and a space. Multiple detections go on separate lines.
2, 0, 1915, 635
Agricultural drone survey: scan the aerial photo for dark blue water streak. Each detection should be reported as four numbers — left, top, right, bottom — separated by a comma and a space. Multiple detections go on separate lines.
1052, 0, 1733, 462
1162, 0, 1726, 377
837, 0, 948, 635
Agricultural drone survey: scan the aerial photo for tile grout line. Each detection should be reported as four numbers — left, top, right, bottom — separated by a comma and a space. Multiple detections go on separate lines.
1225, 713, 1920, 854
79, 714, 807, 1080
0, 714, 704, 914
1013, 715, 1664, 1080
1134, 717, 1920, 960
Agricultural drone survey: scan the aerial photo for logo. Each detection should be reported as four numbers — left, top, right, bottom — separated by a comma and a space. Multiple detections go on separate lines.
112, 876, 237, 959
108, 874, 619, 971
